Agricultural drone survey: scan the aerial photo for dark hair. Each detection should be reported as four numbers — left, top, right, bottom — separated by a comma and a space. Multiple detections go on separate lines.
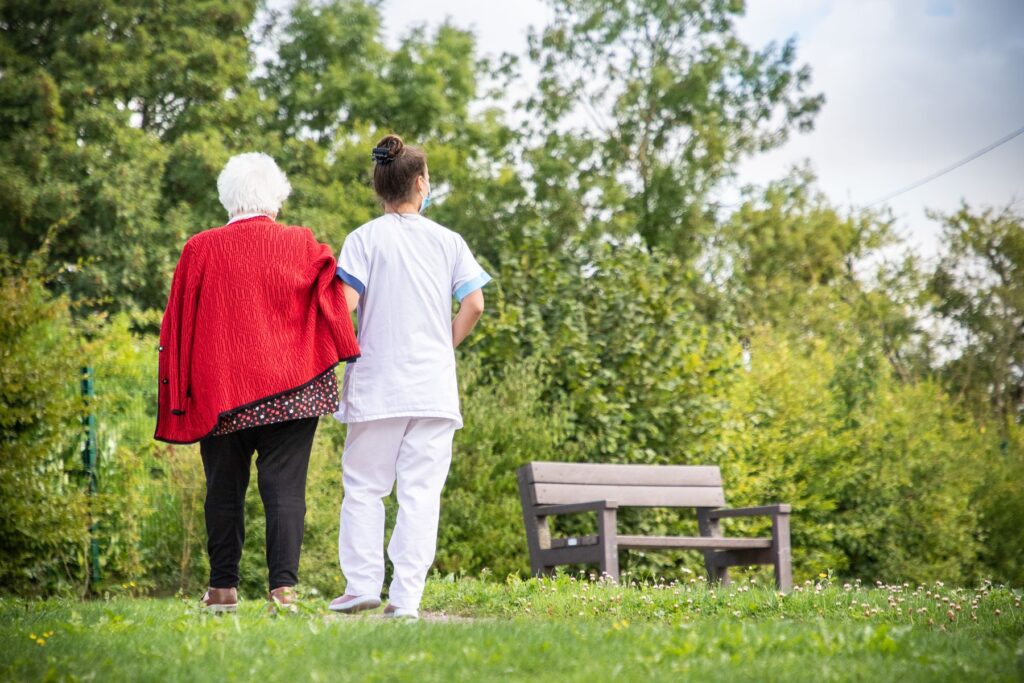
371, 134, 427, 205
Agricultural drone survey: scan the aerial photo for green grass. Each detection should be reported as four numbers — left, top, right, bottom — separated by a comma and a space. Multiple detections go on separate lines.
3, 575, 1022, 682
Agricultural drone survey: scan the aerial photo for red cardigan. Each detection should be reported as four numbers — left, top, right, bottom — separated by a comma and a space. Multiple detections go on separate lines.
154, 216, 360, 444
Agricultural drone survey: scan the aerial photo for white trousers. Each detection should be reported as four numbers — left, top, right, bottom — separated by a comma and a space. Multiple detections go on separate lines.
338, 416, 456, 610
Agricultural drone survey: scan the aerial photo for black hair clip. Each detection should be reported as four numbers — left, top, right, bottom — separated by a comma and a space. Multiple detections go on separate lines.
371, 147, 394, 164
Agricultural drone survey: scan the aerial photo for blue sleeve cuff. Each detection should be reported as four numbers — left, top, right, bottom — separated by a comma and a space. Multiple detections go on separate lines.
454, 272, 492, 302
337, 266, 366, 295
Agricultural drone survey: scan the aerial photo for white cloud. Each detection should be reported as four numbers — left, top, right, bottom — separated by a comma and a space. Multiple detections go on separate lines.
735, 0, 1024, 256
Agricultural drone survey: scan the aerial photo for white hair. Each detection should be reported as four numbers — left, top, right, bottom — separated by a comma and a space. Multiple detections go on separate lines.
217, 152, 292, 217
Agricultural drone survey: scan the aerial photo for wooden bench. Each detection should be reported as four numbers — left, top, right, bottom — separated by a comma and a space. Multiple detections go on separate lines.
517, 462, 792, 591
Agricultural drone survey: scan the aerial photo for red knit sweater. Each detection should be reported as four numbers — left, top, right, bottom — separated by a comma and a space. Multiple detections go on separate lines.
154, 216, 360, 444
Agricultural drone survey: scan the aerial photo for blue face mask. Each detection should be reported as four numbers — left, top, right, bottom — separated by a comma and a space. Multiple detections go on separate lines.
419, 181, 432, 213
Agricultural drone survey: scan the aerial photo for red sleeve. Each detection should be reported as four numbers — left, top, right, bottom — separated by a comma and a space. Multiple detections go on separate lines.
158, 239, 201, 415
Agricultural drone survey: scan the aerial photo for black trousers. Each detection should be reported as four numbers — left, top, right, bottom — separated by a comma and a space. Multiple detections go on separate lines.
199, 416, 319, 590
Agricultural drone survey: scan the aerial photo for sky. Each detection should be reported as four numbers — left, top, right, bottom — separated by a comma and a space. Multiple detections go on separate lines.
274, 0, 1024, 258
733, 0, 1024, 257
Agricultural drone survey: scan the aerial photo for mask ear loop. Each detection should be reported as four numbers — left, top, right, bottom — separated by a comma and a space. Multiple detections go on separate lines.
419, 176, 432, 213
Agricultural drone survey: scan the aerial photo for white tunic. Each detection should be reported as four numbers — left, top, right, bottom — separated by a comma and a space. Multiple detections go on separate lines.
333, 213, 491, 428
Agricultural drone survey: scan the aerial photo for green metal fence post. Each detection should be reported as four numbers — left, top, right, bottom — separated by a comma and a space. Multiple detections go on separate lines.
81, 366, 101, 585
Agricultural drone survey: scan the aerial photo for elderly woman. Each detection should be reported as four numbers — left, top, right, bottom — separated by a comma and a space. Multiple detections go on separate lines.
155, 153, 360, 612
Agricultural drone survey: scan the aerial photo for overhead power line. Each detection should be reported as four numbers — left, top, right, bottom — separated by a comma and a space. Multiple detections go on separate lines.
867, 123, 1024, 207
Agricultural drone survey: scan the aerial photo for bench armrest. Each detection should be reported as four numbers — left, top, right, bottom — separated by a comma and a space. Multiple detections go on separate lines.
707, 504, 791, 520
534, 500, 618, 516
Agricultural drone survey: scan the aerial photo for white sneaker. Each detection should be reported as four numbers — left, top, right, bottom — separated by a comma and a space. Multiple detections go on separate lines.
329, 594, 382, 614
383, 604, 419, 620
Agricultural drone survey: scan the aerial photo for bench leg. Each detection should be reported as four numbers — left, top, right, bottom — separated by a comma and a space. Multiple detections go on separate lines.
599, 548, 620, 582
518, 468, 553, 578
707, 558, 731, 586
526, 519, 554, 578
696, 509, 731, 587
598, 507, 619, 582
772, 512, 792, 593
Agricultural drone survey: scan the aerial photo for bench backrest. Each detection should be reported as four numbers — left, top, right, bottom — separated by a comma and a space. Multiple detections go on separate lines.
518, 462, 726, 508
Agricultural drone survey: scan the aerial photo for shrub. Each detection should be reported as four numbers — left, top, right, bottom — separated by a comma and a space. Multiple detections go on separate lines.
720, 330, 988, 584
975, 421, 1024, 586
436, 354, 581, 579
0, 250, 89, 595
83, 312, 207, 594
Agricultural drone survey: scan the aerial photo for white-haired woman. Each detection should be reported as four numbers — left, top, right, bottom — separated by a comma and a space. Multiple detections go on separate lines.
155, 153, 360, 612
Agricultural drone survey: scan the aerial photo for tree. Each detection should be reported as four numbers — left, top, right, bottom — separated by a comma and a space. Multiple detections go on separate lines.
1, 0, 518, 311
0, 0, 259, 311
929, 204, 1024, 425
525, 0, 823, 259
718, 170, 900, 335
0, 0, 257, 138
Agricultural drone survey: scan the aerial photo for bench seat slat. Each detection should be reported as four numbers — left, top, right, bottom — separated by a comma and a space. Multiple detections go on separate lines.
527, 462, 722, 487
533, 483, 726, 508
550, 535, 773, 550
617, 536, 772, 550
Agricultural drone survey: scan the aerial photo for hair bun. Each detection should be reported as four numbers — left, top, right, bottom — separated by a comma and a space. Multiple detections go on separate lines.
371, 134, 404, 165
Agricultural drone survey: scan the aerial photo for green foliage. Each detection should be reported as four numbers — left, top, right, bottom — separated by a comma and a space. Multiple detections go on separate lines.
722, 330, 988, 584
975, 421, 1024, 587
458, 240, 744, 577
257, 1, 522, 256
0, 0, 259, 311
525, 0, 823, 258
437, 355, 579, 578
720, 169, 893, 333
0, 0, 257, 137
929, 205, 1024, 424
0, 250, 88, 595
8, 237, 1010, 594
476, 239, 741, 464
82, 312, 207, 593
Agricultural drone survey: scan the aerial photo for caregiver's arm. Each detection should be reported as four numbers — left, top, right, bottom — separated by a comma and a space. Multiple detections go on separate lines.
342, 282, 360, 313
452, 289, 484, 349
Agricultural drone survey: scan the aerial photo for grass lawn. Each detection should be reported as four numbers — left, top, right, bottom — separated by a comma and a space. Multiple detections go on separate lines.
3, 574, 1022, 682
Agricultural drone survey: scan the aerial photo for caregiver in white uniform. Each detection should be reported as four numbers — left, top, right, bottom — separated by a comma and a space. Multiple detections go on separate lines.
329, 134, 490, 619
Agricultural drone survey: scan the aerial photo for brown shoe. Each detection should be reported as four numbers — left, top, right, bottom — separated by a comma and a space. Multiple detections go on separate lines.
268, 586, 298, 613
200, 587, 238, 613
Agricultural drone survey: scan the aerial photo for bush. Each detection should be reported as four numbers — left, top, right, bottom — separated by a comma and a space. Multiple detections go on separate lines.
975, 421, 1024, 586
0, 251, 89, 595
720, 330, 988, 584
83, 311, 207, 595
436, 354, 581, 579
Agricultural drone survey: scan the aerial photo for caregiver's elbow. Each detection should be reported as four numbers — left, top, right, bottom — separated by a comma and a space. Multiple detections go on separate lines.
460, 289, 485, 318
